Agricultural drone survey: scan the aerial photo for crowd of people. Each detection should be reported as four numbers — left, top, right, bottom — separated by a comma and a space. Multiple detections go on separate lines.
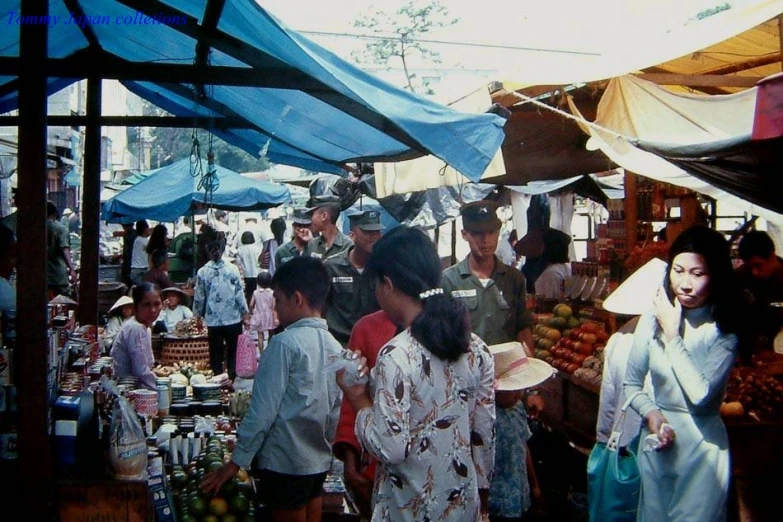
23, 196, 783, 522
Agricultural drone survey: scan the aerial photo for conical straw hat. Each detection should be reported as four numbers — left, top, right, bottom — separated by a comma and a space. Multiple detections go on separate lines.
602, 257, 668, 316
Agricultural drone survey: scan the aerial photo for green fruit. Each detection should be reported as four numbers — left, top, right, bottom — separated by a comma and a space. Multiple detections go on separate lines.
170, 470, 188, 489
180, 516, 197, 522
222, 515, 238, 522
229, 494, 250, 515
547, 317, 567, 329
220, 478, 238, 498
189, 497, 208, 517
567, 317, 581, 329
554, 304, 573, 319
197, 454, 208, 470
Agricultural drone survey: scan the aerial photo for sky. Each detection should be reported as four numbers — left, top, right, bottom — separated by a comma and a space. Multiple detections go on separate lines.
254, 0, 757, 97
257, 0, 745, 61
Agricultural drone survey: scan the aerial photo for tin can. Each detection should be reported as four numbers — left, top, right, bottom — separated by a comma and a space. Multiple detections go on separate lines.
156, 377, 172, 407
156, 382, 170, 417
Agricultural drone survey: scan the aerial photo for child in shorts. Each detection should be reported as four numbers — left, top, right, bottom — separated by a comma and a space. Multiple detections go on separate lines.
201, 257, 344, 521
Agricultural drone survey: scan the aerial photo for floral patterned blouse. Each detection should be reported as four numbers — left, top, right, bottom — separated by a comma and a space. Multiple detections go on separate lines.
193, 259, 248, 327
355, 331, 496, 522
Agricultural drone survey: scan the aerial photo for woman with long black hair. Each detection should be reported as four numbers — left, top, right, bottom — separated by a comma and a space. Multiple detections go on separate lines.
624, 225, 743, 522
338, 226, 496, 522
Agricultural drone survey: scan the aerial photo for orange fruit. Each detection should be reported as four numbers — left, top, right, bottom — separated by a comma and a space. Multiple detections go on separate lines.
209, 497, 229, 517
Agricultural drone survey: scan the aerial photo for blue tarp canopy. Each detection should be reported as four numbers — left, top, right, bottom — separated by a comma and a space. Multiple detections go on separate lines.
1, 0, 506, 180
102, 158, 290, 222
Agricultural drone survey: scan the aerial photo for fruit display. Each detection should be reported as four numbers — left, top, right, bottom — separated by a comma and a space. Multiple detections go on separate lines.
723, 369, 783, 422
533, 305, 608, 388
531, 304, 580, 359
170, 436, 257, 522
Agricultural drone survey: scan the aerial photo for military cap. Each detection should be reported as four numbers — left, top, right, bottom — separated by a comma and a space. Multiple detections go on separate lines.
305, 194, 342, 213
348, 210, 385, 231
292, 208, 312, 225
460, 200, 501, 232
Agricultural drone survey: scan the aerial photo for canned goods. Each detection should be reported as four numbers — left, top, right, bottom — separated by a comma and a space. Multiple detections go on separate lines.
156, 384, 170, 416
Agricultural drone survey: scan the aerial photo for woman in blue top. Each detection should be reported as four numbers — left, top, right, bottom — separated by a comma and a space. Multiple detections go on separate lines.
624, 226, 743, 522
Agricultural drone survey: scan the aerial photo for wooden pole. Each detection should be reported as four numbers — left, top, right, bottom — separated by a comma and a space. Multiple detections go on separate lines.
78, 76, 102, 325
16, 0, 53, 518
451, 219, 457, 267
779, 15, 783, 72
624, 171, 638, 249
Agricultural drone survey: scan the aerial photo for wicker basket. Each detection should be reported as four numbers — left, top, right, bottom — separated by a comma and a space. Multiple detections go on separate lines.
161, 337, 210, 366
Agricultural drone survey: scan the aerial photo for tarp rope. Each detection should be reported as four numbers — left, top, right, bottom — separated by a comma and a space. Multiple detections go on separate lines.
509, 90, 635, 143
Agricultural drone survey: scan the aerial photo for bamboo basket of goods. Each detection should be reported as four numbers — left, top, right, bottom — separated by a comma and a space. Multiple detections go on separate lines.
161, 338, 210, 367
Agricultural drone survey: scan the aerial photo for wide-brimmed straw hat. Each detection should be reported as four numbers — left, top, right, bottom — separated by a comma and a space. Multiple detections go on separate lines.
602, 257, 668, 316
109, 295, 134, 314
488, 342, 555, 391
161, 287, 187, 299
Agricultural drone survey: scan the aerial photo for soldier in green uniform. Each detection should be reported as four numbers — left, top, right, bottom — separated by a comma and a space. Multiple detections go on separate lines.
275, 209, 313, 268
304, 195, 353, 261
442, 200, 546, 520
323, 211, 385, 344
442, 200, 537, 351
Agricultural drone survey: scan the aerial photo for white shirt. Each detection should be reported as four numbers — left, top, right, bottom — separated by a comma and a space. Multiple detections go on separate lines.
534, 263, 571, 299
130, 236, 149, 269
596, 317, 648, 447
160, 305, 194, 333
235, 243, 263, 279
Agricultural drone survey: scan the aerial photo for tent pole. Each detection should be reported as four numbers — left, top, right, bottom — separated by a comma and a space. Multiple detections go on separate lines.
16, 0, 52, 517
191, 208, 196, 280
78, 74, 102, 326
779, 15, 783, 72
451, 219, 457, 267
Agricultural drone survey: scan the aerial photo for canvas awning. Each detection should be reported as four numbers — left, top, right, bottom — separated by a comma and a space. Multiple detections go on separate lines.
102, 158, 290, 223
0, 0, 506, 181
496, 1, 783, 90
568, 74, 783, 223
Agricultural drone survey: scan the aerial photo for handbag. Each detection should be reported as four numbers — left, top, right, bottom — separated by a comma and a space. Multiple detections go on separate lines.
235, 330, 259, 378
587, 391, 645, 522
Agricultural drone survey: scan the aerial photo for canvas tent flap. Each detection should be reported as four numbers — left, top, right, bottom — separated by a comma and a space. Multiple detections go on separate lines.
637, 135, 783, 214
373, 87, 507, 197
497, 0, 783, 88
567, 75, 783, 224
102, 158, 290, 223
360, 175, 496, 229
0, 0, 506, 181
